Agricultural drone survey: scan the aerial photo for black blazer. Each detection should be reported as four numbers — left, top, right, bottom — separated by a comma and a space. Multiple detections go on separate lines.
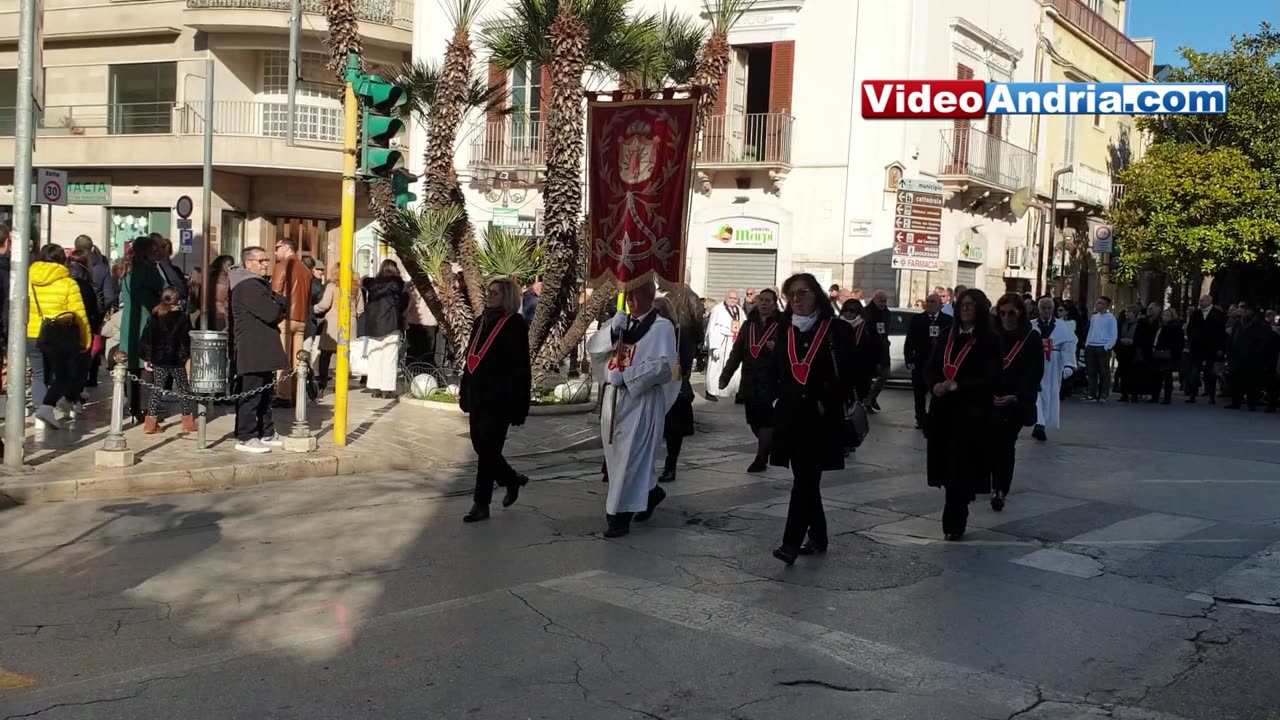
1186, 307, 1226, 357
229, 272, 289, 374
459, 312, 531, 425
721, 312, 781, 407
862, 303, 892, 365
993, 326, 1044, 427
904, 311, 953, 368
767, 316, 857, 472
363, 276, 408, 338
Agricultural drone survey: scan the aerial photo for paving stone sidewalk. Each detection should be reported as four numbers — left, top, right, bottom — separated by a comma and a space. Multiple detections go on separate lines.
0, 383, 601, 505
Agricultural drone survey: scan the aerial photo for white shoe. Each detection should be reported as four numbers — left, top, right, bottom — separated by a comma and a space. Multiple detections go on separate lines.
71, 402, 84, 418
260, 433, 285, 448
56, 398, 73, 418
235, 439, 271, 455
34, 405, 61, 430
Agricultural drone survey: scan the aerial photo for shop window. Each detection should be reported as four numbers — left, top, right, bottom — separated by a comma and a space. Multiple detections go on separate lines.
108, 208, 171, 262
0, 69, 16, 136
109, 62, 176, 134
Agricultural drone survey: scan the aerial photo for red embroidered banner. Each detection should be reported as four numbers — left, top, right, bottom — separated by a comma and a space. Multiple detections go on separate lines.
586, 98, 697, 291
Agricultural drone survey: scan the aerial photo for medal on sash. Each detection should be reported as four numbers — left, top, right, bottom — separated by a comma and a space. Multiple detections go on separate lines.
466, 314, 511, 373
876, 322, 886, 335
929, 324, 940, 338
787, 319, 831, 385
608, 343, 636, 371
731, 318, 741, 342
1043, 338, 1053, 361
942, 329, 976, 382
1002, 329, 1034, 370
748, 321, 778, 359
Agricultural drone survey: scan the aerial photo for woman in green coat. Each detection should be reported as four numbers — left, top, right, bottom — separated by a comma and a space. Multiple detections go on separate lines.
118, 236, 166, 422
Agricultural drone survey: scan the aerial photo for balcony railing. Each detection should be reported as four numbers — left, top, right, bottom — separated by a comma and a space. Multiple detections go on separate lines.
938, 127, 1036, 191
699, 113, 793, 166
179, 100, 344, 143
184, 0, 412, 28
467, 113, 794, 169
0, 101, 344, 143
1045, 0, 1150, 75
1055, 162, 1114, 208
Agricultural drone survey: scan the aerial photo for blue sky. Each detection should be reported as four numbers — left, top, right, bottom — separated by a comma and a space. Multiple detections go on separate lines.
1127, 0, 1278, 65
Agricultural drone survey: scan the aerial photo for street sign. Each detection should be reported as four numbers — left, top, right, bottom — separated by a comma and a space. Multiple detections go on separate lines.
178, 228, 194, 254
1091, 224, 1114, 254
175, 195, 194, 219
176, 218, 193, 230
37, 168, 67, 206
892, 178, 943, 271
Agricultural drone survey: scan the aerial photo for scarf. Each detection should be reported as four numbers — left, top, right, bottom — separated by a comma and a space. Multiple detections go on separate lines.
791, 312, 818, 333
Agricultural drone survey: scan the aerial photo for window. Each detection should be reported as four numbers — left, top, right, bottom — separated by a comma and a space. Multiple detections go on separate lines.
260, 51, 341, 142
220, 211, 246, 260
509, 61, 542, 149
1087, 0, 1103, 12
109, 62, 176, 134
0, 69, 15, 136
262, 51, 339, 100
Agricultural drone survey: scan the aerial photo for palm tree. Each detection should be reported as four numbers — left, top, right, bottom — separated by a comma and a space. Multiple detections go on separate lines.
390, 60, 510, 125
693, 0, 756, 135
630, 9, 706, 91
378, 204, 477, 356
478, 225, 546, 281
323, 0, 362, 75
484, 0, 656, 365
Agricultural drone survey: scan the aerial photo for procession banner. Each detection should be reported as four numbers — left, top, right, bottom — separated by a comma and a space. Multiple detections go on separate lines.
586, 97, 697, 291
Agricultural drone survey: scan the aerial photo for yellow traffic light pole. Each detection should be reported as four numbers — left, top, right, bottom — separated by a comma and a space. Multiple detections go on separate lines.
334, 56, 359, 446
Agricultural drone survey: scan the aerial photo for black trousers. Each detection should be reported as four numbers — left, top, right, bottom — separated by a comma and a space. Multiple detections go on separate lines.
1187, 354, 1218, 399
664, 434, 683, 471
470, 412, 516, 505
235, 372, 276, 441
1232, 369, 1267, 409
38, 350, 77, 408
1156, 369, 1175, 402
316, 350, 335, 393
942, 483, 973, 536
911, 368, 928, 424
989, 421, 1022, 496
781, 464, 827, 549
405, 324, 438, 368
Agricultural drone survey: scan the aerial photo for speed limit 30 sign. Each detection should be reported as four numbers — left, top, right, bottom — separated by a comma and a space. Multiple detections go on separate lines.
37, 168, 68, 207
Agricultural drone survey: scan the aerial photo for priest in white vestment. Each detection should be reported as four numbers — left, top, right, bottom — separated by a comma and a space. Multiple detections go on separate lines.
588, 282, 680, 538
705, 290, 744, 401
1033, 296, 1077, 441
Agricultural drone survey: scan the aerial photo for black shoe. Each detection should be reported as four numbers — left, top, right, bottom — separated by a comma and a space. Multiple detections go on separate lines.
603, 513, 633, 538
798, 540, 827, 556
463, 503, 490, 523
1031, 425, 1046, 442
991, 494, 1006, 512
502, 474, 529, 508
747, 457, 768, 473
635, 487, 666, 522
915, 420, 924, 429
704, 393, 719, 402
872, 401, 881, 411
864, 402, 878, 415
1118, 395, 1129, 402
659, 468, 676, 483
772, 545, 799, 565
945, 533, 964, 542
1208, 397, 1217, 405
1186, 397, 1196, 404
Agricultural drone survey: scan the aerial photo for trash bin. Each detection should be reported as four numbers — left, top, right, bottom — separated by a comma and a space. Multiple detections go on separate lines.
190, 330, 230, 396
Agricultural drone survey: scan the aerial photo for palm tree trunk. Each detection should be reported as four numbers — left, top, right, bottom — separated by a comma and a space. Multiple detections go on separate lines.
692, 30, 731, 137
532, 278, 618, 390
527, 3, 588, 365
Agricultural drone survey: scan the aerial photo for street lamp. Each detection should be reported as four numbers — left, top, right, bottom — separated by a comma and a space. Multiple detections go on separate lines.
1039, 165, 1072, 298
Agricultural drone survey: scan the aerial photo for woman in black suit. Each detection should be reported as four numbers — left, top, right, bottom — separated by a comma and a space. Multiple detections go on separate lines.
720, 288, 782, 472
459, 278, 532, 523
1149, 307, 1185, 404
925, 289, 1001, 540
768, 273, 858, 565
989, 293, 1045, 512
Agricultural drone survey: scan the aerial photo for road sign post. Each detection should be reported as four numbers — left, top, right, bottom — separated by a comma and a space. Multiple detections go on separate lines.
890, 178, 943, 273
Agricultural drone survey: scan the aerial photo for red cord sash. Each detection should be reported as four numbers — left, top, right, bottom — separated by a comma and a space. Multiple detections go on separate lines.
748, 321, 778, 359
787, 319, 831, 385
1002, 329, 1035, 370
466, 314, 511, 373
942, 329, 976, 382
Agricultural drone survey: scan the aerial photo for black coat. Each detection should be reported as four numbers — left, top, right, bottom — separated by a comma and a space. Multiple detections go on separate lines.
68, 263, 104, 335
924, 326, 1001, 494
229, 270, 289, 374
1229, 319, 1280, 374
363, 276, 408, 338
459, 312, 531, 425
721, 313, 781, 408
1186, 306, 1227, 357
992, 326, 1044, 427
1133, 317, 1160, 364
862, 303, 892, 365
665, 314, 700, 440
903, 311, 952, 369
767, 316, 857, 473
1150, 321, 1184, 371
140, 310, 193, 367
847, 319, 880, 400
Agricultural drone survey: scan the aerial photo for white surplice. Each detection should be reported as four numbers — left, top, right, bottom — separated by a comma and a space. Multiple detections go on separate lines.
588, 311, 680, 515
706, 302, 743, 397
1035, 319, 1077, 428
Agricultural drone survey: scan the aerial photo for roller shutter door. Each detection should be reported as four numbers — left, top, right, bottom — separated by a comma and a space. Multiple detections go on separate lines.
956, 261, 979, 288
705, 249, 778, 301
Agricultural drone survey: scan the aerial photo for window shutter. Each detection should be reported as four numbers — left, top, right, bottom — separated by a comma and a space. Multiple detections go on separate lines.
767, 40, 795, 114
712, 68, 729, 114
987, 114, 1002, 140
486, 60, 508, 163
951, 64, 974, 171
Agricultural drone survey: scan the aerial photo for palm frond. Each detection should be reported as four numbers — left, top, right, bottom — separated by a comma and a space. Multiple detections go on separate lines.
657, 9, 706, 85
378, 204, 466, 286
440, 0, 486, 33
703, 0, 757, 35
386, 60, 512, 121
479, 225, 546, 280
482, 0, 555, 68
585, 2, 657, 75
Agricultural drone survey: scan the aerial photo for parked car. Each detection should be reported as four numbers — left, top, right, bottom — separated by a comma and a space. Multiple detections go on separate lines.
886, 307, 921, 385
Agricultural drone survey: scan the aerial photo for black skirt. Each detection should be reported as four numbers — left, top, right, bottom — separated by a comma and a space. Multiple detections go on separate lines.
745, 399, 774, 429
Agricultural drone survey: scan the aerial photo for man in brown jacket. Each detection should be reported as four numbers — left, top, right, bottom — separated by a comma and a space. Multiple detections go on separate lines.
271, 237, 310, 403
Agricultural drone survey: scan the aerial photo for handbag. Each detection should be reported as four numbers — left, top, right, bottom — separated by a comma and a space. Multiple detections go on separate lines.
32, 285, 82, 356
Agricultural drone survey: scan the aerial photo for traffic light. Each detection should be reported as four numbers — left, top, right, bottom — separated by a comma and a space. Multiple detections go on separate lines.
354, 73, 408, 178
391, 169, 417, 209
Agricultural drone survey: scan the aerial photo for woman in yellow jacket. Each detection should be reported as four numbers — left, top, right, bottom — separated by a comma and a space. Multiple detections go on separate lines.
27, 244, 91, 430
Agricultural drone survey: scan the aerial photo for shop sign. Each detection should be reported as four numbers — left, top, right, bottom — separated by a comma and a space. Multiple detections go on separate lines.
708, 218, 779, 249
958, 233, 985, 263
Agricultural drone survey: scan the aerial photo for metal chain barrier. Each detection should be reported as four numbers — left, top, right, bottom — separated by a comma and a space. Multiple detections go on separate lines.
125, 368, 297, 404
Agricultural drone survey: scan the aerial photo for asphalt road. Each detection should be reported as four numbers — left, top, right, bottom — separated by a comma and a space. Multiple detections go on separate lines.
2, 385, 1279, 720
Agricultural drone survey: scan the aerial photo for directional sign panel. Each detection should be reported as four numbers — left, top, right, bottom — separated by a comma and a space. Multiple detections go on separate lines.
894, 216, 942, 232
892, 178, 944, 271
894, 204, 942, 220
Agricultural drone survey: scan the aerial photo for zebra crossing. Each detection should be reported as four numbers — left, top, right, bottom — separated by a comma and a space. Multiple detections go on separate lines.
726, 472, 1280, 614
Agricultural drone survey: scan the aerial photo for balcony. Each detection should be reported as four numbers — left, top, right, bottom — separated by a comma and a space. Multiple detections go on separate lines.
1044, 0, 1151, 76
937, 127, 1036, 194
0, 101, 341, 173
185, 0, 411, 27
1054, 162, 1115, 209
183, 0, 411, 49
468, 113, 793, 173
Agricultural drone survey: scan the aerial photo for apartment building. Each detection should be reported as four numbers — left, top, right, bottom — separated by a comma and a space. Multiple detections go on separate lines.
1031, 0, 1153, 303
0, 0, 410, 272
411, 0, 1151, 305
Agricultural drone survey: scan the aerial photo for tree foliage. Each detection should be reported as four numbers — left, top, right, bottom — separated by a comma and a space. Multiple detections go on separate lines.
1111, 144, 1280, 281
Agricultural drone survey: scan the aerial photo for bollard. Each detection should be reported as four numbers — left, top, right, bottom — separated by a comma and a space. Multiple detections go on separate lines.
95, 350, 135, 468
283, 350, 317, 453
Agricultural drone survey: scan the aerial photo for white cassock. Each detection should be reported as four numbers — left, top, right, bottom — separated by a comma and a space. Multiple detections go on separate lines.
707, 303, 743, 397
1035, 319, 1077, 428
588, 311, 680, 515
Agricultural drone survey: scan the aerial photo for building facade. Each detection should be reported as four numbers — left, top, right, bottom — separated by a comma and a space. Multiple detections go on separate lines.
410, 0, 1151, 306
1, 0, 410, 273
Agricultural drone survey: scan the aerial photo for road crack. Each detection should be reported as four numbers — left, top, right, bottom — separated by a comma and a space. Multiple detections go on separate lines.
2, 674, 191, 720
777, 679, 900, 694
